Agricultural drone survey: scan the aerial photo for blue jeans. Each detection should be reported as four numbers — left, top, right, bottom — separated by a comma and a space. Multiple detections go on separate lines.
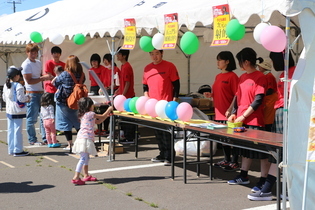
26, 93, 46, 143
7, 118, 23, 154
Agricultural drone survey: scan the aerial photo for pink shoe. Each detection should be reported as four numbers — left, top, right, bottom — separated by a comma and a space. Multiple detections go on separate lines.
71, 179, 85, 185
82, 175, 98, 182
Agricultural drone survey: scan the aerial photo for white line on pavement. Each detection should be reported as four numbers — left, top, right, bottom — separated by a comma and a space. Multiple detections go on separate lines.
43, 156, 59, 163
242, 201, 290, 210
89, 163, 165, 174
0, 161, 15, 168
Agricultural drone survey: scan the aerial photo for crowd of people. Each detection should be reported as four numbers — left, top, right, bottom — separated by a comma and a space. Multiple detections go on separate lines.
2, 43, 293, 192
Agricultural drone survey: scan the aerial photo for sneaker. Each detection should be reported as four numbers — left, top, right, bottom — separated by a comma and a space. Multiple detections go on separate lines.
63, 147, 71, 150
29, 141, 42, 146
228, 175, 250, 185
71, 179, 85, 185
214, 160, 230, 168
224, 162, 240, 172
48, 144, 53, 148
251, 182, 264, 193
51, 143, 61, 148
164, 160, 171, 166
13, 151, 29, 157
56, 131, 64, 136
120, 139, 134, 144
82, 175, 98, 182
151, 156, 165, 162
247, 191, 272, 201
94, 129, 100, 135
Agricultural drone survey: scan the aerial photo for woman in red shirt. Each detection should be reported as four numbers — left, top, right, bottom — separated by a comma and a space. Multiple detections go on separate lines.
89, 53, 106, 95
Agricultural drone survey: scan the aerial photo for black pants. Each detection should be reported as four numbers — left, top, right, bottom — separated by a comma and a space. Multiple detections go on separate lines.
154, 128, 173, 161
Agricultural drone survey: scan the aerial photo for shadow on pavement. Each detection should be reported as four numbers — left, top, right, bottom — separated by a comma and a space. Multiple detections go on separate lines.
0, 181, 54, 193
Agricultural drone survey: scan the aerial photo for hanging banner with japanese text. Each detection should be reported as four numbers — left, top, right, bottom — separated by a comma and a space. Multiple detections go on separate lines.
122, 18, 136, 50
307, 81, 315, 161
162, 13, 178, 49
211, 4, 230, 47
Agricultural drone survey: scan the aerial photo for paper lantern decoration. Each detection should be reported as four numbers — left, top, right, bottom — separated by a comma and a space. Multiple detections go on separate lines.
145, 98, 158, 117
176, 102, 193, 122
123, 98, 132, 112
152, 33, 164, 50
50, 33, 65, 45
253, 22, 269, 44
113, 95, 126, 111
180, 31, 199, 55
165, 101, 179, 120
30, 31, 43, 43
136, 96, 150, 115
139, 36, 154, 52
129, 97, 139, 114
226, 19, 245, 41
73, 33, 85, 45
155, 100, 168, 119
260, 25, 287, 52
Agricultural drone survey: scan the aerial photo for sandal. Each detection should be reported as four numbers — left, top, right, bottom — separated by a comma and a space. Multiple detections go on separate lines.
71, 179, 85, 185
82, 175, 98, 182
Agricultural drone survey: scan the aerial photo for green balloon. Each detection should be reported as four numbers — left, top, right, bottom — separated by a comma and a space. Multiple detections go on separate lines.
30, 31, 43, 43
139, 36, 154, 52
180, 31, 199, 55
73, 33, 85, 45
226, 19, 245, 41
129, 97, 139, 114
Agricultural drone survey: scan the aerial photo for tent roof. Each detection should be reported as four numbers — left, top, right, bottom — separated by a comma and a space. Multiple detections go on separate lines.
0, 0, 311, 44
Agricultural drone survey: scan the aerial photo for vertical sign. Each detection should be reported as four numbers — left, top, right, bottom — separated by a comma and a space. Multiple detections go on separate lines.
307, 84, 315, 161
162, 13, 178, 49
122, 18, 136, 50
211, 4, 230, 47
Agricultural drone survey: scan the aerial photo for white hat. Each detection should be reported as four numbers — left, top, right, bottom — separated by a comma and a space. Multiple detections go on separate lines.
257, 60, 272, 71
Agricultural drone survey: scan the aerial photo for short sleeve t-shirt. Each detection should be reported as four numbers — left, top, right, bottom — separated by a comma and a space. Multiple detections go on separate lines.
44, 60, 65, 93
212, 71, 239, 121
100, 66, 120, 88
236, 70, 266, 127
118, 62, 135, 98
21, 58, 43, 91
77, 111, 95, 141
143, 60, 180, 101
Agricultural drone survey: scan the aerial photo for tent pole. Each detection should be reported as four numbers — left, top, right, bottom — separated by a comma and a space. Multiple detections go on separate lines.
282, 16, 291, 209
188, 55, 191, 93
108, 36, 115, 162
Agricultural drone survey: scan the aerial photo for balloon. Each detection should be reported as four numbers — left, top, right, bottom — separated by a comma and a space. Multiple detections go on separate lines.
260, 25, 287, 52
180, 31, 199, 55
113, 95, 126, 111
165, 101, 179, 120
50, 33, 65, 45
253, 22, 269, 44
226, 19, 245, 41
30, 31, 43, 43
73, 33, 85, 45
176, 102, 193, 122
123, 98, 132, 112
145, 98, 158, 117
155, 100, 168, 119
139, 36, 154, 52
136, 96, 150, 115
152, 33, 164, 50
129, 97, 139, 114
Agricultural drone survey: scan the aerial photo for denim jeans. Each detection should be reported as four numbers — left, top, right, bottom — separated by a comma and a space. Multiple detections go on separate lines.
26, 93, 46, 143
7, 118, 23, 154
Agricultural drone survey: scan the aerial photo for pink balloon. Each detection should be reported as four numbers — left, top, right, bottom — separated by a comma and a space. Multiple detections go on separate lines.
145, 98, 158, 117
113, 95, 126, 111
176, 102, 193, 122
260, 25, 287, 52
136, 96, 150, 115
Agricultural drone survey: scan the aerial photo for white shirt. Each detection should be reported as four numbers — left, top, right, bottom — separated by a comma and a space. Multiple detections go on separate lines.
21, 58, 43, 91
40, 105, 55, 120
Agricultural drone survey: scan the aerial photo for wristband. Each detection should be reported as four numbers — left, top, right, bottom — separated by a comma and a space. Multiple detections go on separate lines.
242, 114, 247, 118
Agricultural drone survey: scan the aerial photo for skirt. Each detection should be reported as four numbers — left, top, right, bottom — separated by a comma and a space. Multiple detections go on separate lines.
55, 103, 80, 131
72, 138, 98, 156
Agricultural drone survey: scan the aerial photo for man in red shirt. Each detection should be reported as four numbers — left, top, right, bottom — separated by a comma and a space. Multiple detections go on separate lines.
143, 49, 180, 166
43, 46, 65, 93
116, 48, 136, 143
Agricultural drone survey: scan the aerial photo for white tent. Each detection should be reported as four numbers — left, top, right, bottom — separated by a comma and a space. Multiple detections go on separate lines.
0, 0, 315, 208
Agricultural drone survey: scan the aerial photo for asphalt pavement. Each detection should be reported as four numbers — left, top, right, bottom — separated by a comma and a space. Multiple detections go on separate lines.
0, 110, 287, 210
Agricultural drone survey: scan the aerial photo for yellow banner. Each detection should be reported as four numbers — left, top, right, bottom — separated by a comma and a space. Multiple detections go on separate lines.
307, 89, 315, 161
122, 18, 136, 50
162, 13, 178, 49
211, 4, 230, 47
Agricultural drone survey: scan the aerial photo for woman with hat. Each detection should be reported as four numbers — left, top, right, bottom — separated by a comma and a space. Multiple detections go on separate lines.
2, 66, 30, 156
257, 58, 278, 132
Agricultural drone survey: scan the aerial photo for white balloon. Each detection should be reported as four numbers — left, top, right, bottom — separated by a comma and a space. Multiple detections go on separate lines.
155, 100, 168, 119
253, 22, 269, 44
152, 33, 164, 50
50, 33, 65, 45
